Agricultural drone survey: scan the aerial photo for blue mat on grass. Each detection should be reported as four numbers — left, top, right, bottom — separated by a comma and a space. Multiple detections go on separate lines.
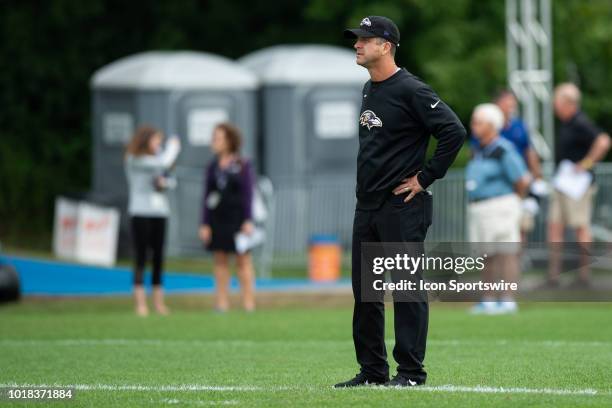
1, 256, 350, 296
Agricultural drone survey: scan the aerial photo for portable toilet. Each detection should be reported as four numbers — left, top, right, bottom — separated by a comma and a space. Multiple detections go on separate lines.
239, 45, 368, 253
90, 51, 258, 255
239, 44, 367, 185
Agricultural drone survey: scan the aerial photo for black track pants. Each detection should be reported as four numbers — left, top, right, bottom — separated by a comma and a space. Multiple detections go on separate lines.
351, 191, 432, 383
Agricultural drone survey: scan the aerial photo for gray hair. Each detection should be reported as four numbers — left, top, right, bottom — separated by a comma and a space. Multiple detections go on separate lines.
472, 103, 505, 132
554, 82, 581, 105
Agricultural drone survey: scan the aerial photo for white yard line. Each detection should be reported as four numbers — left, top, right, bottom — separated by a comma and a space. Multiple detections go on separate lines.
0, 382, 607, 397
405, 384, 602, 396
0, 383, 282, 392
0, 338, 611, 348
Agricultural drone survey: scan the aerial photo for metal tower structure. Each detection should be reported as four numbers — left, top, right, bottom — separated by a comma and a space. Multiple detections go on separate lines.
506, 0, 554, 162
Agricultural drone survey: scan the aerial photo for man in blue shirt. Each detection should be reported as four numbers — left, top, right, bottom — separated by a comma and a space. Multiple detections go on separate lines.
466, 103, 531, 314
496, 91, 531, 161
471, 91, 541, 175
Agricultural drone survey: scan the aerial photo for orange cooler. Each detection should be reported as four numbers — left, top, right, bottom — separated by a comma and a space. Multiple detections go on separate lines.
308, 235, 341, 282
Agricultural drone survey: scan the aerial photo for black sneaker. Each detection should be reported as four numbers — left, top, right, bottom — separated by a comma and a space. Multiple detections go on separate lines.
334, 372, 388, 388
385, 374, 424, 387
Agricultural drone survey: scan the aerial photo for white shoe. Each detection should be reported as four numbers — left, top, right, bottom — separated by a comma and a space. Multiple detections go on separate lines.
470, 301, 499, 315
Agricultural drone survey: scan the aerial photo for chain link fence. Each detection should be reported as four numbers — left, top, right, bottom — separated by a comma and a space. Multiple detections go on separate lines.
258, 164, 612, 275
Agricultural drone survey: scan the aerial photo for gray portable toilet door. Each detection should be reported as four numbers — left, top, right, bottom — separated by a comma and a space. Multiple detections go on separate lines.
93, 90, 138, 199
304, 87, 360, 177
173, 93, 236, 168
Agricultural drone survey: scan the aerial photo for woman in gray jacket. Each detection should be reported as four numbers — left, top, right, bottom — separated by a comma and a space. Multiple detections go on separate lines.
125, 126, 181, 316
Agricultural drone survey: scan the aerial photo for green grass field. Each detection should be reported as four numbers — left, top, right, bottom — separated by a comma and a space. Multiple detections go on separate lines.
1, 297, 611, 407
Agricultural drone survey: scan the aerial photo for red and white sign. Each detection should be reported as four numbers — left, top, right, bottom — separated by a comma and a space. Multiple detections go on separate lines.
53, 198, 79, 260
53, 197, 119, 267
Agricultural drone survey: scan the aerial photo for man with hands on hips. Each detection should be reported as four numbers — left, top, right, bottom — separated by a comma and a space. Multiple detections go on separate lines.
335, 16, 466, 388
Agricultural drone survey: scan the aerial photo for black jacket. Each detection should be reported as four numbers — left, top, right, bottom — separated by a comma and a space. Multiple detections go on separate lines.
356, 68, 466, 209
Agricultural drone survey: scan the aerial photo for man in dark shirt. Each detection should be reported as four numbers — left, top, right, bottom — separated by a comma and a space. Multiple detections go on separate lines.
335, 16, 466, 388
547, 83, 610, 286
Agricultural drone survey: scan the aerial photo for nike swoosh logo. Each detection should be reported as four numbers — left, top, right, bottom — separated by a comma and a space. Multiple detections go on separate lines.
430, 100, 441, 108
408, 379, 417, 386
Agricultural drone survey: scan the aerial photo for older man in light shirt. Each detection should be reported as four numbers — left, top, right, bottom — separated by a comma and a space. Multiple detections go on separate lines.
466, 104, 531, 314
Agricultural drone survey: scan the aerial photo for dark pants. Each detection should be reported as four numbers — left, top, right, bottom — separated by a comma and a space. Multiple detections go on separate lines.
131, 216, 166, 286
351, 191, 432, 383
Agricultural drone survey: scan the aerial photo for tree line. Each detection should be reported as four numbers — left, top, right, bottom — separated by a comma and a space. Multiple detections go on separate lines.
1, 0, 610, 246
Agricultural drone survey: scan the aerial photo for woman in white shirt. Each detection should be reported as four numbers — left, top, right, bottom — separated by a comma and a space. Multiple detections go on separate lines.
125, 126, 180, 316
